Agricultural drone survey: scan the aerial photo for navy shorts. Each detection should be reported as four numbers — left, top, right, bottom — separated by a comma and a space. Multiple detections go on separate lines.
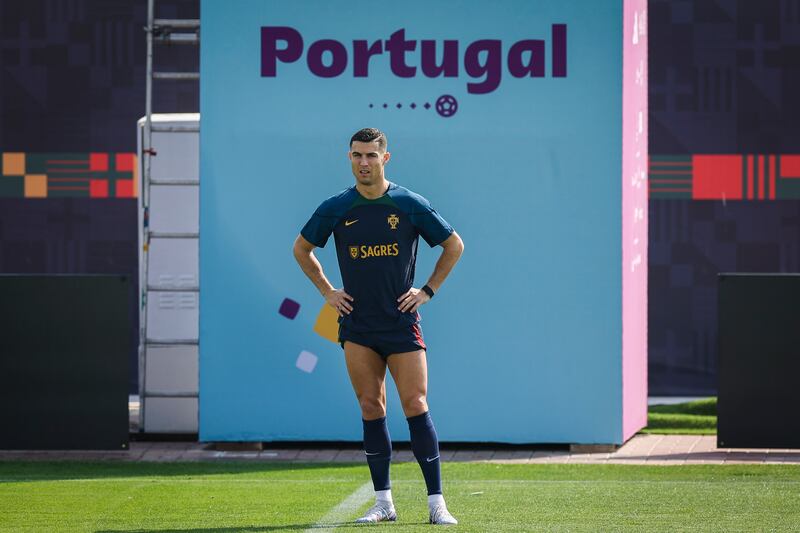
339, 323, 427, 358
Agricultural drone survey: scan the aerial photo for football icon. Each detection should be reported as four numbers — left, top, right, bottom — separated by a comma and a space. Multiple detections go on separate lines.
435, 94, 458, 117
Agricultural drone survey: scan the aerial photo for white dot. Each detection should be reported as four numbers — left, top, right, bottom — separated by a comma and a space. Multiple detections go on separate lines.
296, 350, 318, 373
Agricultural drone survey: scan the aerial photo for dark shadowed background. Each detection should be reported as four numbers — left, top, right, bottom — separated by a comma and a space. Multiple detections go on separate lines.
1, 0, 798, 395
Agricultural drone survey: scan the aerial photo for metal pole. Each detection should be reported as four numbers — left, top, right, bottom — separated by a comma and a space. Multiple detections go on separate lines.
139, 0, 155, 433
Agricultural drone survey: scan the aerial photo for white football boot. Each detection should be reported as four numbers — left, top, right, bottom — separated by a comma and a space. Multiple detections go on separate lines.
429, 504, 458, 525
355, 501, 397, 524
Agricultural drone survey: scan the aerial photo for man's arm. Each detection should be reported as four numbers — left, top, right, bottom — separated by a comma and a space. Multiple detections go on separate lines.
293, 234, 353, 316
397, 231, 464, 313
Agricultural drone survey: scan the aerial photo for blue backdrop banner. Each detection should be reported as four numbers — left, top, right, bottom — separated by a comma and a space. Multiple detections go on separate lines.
199, 0, 640, 444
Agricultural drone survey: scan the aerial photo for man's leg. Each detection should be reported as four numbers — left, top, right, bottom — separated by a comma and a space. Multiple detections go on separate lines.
387, 350, 457, 525
343, 341, 396, 523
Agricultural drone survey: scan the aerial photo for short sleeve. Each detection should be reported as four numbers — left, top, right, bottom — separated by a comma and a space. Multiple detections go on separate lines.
408, 197, 454, 247
299, 188, 354, 247
300, 209, 338, 248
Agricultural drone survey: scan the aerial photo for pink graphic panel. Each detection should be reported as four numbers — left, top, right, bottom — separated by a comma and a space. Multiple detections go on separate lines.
622, 0, 648, 442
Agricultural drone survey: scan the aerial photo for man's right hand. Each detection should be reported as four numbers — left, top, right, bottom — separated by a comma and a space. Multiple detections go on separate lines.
325, 288, 354, 317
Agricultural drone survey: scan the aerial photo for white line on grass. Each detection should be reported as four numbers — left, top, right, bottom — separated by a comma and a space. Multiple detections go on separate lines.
304, 481, 373, 532
2, 478, 799, 485
0, 478, 366, 484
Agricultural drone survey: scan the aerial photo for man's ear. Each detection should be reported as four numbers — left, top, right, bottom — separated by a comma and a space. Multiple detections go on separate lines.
383, 151, 391, 164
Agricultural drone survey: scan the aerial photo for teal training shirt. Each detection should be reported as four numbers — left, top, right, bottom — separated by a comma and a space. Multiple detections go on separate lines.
301, 182, 454, 333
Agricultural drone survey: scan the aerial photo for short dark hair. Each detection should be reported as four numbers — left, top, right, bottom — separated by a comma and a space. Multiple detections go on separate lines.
350, 128, 387, 151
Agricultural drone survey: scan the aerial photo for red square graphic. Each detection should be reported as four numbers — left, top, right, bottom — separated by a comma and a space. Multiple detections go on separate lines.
90, 179, 109, 198
692, 155, 742, 200
90, 153, 108, 172
780, 155, 800, 178
116, 179, 134, 198
115, 153, 135, 172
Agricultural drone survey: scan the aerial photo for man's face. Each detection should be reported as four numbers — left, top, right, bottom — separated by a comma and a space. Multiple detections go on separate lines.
349, 140, 390, 186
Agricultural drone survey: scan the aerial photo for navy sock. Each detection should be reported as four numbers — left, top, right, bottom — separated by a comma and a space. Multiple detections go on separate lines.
363, 416, 392, 491
407, 411, 442, 495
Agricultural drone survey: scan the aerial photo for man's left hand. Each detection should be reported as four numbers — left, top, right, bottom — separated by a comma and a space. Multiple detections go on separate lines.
397, 287, 431, 313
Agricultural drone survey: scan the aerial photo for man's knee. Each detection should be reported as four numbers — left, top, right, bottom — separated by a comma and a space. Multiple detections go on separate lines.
358, 394, 386, 419
401, 394, 428, 417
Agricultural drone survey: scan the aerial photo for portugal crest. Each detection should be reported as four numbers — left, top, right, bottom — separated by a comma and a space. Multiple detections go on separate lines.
387, 214, 400, 230
349, 246, 359, 259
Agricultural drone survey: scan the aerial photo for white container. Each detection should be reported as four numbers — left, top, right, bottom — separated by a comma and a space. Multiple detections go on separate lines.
137, 113, 200, 434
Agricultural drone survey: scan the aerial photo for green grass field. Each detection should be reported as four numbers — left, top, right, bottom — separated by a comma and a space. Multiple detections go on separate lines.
641, 398, 717, 435
2, 461, 799, 532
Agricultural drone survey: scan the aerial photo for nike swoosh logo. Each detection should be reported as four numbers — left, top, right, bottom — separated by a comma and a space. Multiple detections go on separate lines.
365, 451, 380, 456
345, 219, 358, 226
426, 455, 440, 462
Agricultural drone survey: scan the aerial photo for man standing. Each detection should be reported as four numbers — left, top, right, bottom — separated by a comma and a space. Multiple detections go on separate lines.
293, 128, 464, 525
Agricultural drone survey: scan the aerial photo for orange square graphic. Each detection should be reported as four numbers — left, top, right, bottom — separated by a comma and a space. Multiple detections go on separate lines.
90, 179, 109, 197
24, 174, 47, 198
116, 179, 134, 198
90, 153, 108, 172
313, 303, 340, 344
3, 152, 25, 175
115, 153, 135, 172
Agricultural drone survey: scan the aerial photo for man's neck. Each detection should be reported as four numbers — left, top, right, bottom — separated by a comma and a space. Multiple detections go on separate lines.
356, 178, 389, 200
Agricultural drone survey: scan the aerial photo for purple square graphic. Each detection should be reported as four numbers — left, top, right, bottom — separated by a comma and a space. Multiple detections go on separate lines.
279, 298, 300, 319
